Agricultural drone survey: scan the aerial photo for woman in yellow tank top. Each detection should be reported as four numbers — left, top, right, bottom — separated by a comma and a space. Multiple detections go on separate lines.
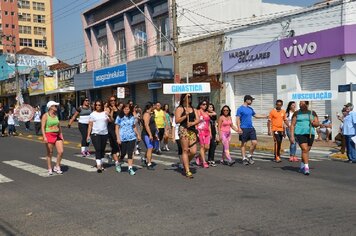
41, 101, 64, 175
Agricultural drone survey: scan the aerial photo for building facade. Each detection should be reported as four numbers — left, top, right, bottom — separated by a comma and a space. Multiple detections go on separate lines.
223, 0, 356, 136
79, 0, 173, 107
0, 0, 54, 56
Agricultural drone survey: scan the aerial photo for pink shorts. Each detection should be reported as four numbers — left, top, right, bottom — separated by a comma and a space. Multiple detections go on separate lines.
45, 132, 62, 144
198, 132, 211, 146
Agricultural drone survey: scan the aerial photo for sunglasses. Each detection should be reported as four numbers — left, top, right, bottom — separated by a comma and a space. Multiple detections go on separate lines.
95, 104, 101, 107
110, 99, 116, 102
202, 103, 207, 106
223, 109, 229, 112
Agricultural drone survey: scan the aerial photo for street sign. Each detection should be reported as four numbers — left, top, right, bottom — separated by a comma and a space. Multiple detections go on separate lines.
338, 84, 356, 92
117, 87, 125, 99
148, 82, 162, 90
288, 90, 337, 101
163, 83, 211, 94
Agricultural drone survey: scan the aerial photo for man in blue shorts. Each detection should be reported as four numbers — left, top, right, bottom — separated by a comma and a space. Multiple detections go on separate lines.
236, 95, 268, 165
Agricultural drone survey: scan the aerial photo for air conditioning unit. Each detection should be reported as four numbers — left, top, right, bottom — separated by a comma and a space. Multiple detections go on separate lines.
18, 12, 23, 17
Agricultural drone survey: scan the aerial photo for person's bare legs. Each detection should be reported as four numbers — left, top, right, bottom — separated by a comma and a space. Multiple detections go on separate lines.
55, 140, 64, 168
46, 143, 54, 170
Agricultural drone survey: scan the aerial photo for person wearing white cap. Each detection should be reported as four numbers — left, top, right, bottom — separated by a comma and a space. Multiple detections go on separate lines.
41, 101, 64, 175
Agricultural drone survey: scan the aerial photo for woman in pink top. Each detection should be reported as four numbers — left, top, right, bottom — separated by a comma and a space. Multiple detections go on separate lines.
196, 100, 211, 168
218, 105, 239, 166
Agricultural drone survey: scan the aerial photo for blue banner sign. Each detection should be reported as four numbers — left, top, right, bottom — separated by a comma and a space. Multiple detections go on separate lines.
288, 90, 337, 101
93, 64, 127, 88
148, 82, 162, 90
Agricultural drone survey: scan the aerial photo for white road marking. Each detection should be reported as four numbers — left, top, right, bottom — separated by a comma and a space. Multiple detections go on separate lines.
40, 157, 97, 172
3, 160, 55, 177
78, 155, 143, 169
0, 174, 13, 183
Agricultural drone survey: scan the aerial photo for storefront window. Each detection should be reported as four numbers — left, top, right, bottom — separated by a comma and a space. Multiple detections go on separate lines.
133, 23, 147, 59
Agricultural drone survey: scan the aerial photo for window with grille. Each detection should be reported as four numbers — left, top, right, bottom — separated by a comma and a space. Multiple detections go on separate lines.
97, 37, 109, 67
132, 23, 147, 58
34, 39, 46, 48
20, 38, 32, 47
33, 14, 45, 23
34, 27, 46, 35
19, 13, 31, 22
19, 25, 31, 34
19, 1, 30, 9
114, 30, 126, 63
33, 2, 45, 11
154, 15, 170, 53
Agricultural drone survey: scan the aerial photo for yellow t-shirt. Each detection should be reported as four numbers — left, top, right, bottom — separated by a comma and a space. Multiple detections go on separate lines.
154, 110, 165, 128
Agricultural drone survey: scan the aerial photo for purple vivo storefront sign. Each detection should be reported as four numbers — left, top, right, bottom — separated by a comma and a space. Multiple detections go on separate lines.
223, 41, 280, 73
280, 26, 346, 64
223, 24, 356, 73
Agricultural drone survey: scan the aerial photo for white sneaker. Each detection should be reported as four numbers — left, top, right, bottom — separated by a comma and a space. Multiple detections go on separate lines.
134, 150, 140, 155
53, 166, 63, 174
48, 169, 53, 175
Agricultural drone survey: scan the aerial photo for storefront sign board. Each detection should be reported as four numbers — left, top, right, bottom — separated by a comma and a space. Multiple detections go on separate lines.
288, 90, 338, 101
163, 83, 211, 94
93, 64, 127, 88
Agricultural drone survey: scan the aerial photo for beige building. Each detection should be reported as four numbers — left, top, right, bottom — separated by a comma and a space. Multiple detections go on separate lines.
0, 0, 53, 56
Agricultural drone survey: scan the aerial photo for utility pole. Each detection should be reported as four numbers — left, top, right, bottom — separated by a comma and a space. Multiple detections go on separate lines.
172, 0, 180, 104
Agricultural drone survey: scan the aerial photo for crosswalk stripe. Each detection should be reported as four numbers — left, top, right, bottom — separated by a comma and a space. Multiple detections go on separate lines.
152, 153, 179, 161
132, 156, 174, 166
40, 157, 97, 172
76, 155, 143, 169
0, 174, 13, 183
3, 160, 55, 177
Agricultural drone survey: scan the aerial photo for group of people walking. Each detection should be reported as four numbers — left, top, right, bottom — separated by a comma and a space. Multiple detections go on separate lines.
39, 93, 355, 179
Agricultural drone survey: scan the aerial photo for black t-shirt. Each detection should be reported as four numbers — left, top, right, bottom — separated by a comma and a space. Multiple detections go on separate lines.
0, 108, 6, 122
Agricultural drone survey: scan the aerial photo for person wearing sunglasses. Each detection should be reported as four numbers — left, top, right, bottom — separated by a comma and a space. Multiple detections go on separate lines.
87, 100, 113, 173
68, 98, 92, 157
175, 94, 200, 178
218, 105, 239, 166
41, 101, 64, 175
196, 100, 211, 168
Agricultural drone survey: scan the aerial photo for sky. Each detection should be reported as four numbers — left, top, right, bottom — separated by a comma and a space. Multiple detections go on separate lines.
53, 0, 320, 65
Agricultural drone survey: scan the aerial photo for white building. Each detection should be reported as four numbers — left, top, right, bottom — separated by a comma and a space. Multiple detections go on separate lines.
176, 0, 301, 41
223, 0, 356, 137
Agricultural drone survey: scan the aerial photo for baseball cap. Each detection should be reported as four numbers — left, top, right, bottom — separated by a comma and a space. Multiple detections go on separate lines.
344, 102, 353, 107
244, 95, 255, 101
47, 101, 59, 109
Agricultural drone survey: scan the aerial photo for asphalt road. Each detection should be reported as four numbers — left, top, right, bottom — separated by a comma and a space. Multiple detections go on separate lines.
0, 126, 355, 236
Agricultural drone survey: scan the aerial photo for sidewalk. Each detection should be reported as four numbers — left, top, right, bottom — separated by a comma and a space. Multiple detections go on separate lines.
62, 121, 342, 157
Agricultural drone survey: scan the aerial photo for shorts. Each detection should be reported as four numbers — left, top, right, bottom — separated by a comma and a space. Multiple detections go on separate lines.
295, 134, 315, 146
158, 128, 165, 141
143, 135, 154, 149
45, 132, 62, 144
239, 128, 257, 142
179, 126, 198, 148
198, 132, 211, 146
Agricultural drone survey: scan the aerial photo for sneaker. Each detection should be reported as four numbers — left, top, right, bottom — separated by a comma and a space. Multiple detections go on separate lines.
85, 151, 91, 156
165, 146, 170, 151
248, 157, 255, 165
274, 156, 282, 163
202, 162, 209, 168
242, 158, 249, 165
208, 161, 217, 167
185, 171, 193, 178
227, 159, 236, 166
289, 156, 294, 162
195, 156, 201, 166
134, 150, 140, 156
53, 166, 63, 174
128, 168, 136, 176
155, 150, 162, 155
147, 164, 155, 170
293, 156, 299, 162
304, 167, 310, 175
81, 151, 87, 157
141, 158, 147, 167
115, 164, 122, 173
48, 169, 53, 175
